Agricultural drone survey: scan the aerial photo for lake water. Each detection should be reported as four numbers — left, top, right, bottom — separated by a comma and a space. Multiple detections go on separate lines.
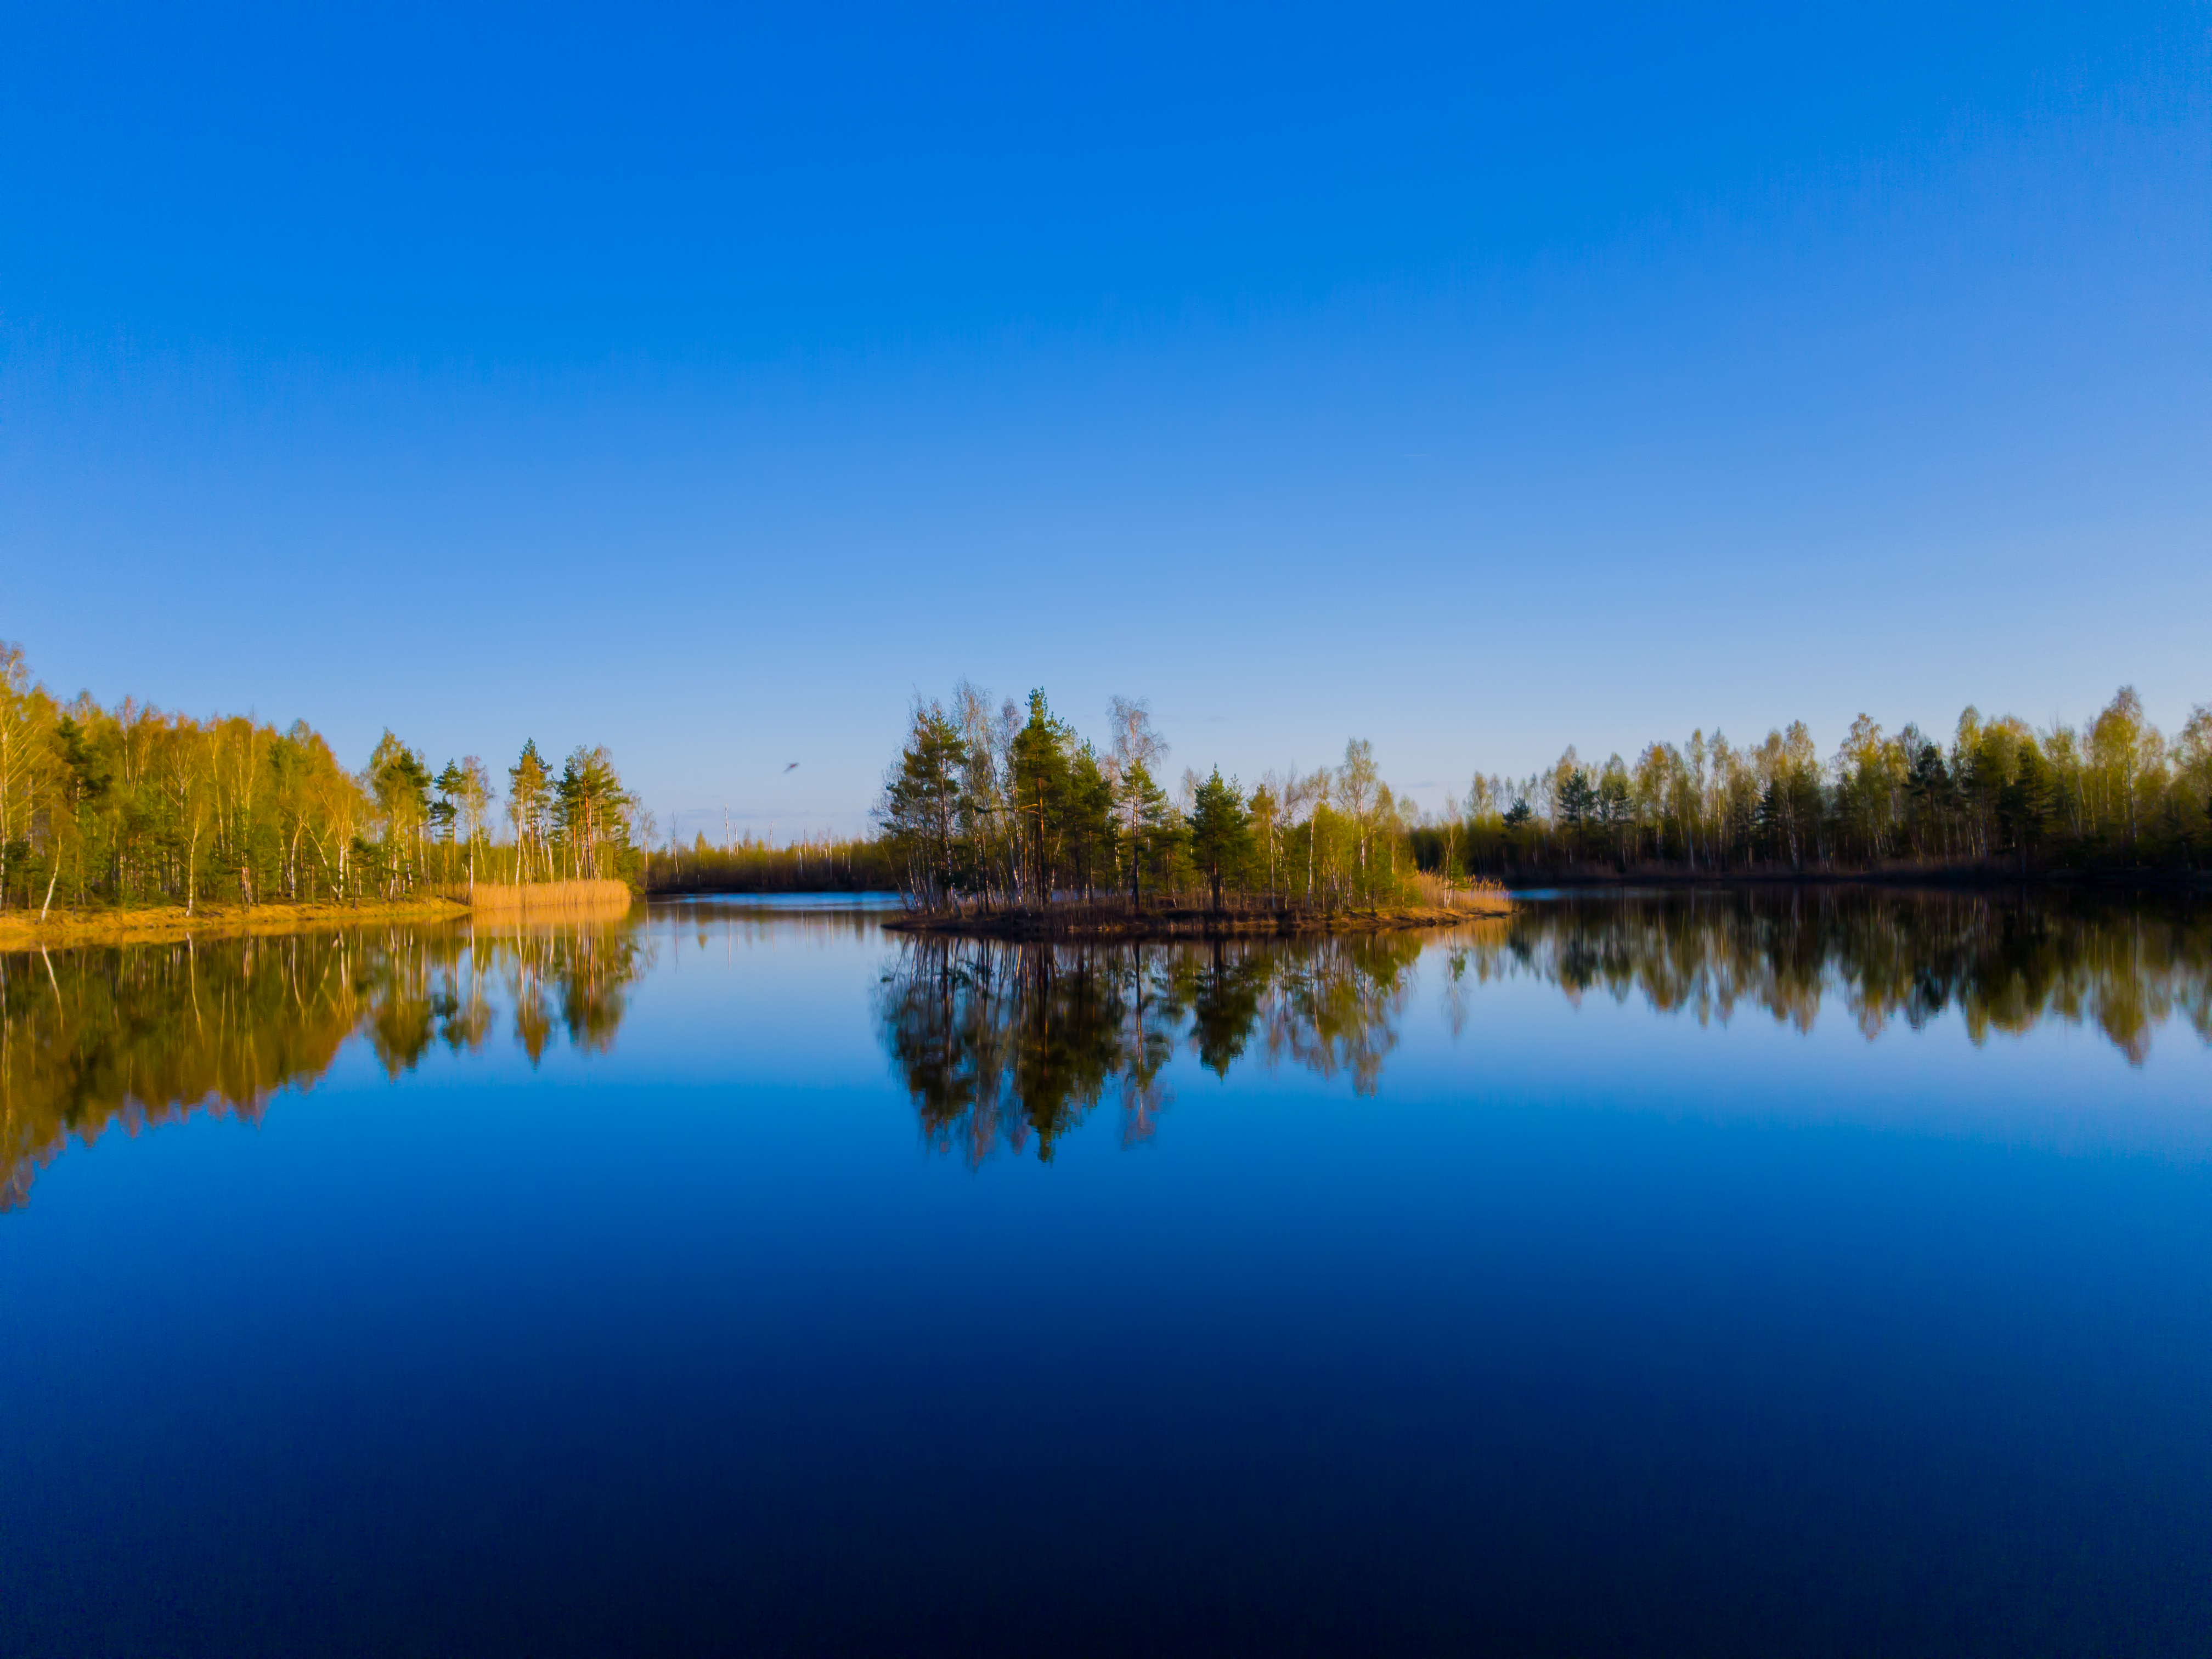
3, 891, 2209, 1656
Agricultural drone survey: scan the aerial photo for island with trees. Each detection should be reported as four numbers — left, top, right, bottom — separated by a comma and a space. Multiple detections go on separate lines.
873, 684, 1510, 938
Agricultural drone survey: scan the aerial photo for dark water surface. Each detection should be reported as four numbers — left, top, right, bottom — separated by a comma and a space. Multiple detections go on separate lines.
4, 891, 2210, 1656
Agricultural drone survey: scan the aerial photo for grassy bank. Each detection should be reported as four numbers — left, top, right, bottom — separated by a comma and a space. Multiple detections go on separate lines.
0, 897, 476, 950
0, 880, 637, 950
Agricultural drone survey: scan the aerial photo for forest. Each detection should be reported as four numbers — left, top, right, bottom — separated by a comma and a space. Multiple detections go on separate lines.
874, 683, 1432, 913
0, 643, 643, 915
648, 836, 896, 894
876, 681, 2212, 907
8, 640, 2207, 921
1439, 689, 2212, 881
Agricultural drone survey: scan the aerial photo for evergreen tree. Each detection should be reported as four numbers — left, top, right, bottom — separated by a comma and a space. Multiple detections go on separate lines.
1187, 767, 1254, 910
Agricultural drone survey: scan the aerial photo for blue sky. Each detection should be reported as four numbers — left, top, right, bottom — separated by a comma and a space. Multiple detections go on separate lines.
4, 2, 2207, 836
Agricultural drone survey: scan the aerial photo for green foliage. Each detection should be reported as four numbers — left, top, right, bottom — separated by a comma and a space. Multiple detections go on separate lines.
876, 703, 970, 902
650, 834, 899, 893
0, 643, 642, 910
1188, 766, 1254, 909
555, 746, 634, 879
1446, 686, 2212, 878
877, 682, 1421, 911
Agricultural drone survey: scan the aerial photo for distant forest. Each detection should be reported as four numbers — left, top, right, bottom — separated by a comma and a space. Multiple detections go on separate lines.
877, 680, 2212, 906
1445, 689, 2212, 881
648, 838, 896, 894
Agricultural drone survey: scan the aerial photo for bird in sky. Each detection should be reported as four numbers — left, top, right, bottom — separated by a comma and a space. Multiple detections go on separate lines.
783, 762, 800, 772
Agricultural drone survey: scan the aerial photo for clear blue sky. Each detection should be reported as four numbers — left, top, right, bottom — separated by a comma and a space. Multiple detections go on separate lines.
4, 2, 2207, 836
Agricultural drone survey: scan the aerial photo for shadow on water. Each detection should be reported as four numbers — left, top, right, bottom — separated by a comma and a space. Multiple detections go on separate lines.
0, 919, 647, 1210
880, 889, 2212, 1163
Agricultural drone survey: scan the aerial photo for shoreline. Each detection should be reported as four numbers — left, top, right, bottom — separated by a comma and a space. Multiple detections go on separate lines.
1469, 867, 2212, 894
0, 880, 641, 951
0, 898, 477, 950
884, 896, 1514, 941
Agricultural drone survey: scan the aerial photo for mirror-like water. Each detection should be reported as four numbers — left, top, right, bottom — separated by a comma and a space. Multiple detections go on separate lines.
3, 891, 2209, 1655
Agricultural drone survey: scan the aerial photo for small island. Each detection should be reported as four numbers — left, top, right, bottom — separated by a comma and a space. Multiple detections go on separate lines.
872, 685, 1513, 938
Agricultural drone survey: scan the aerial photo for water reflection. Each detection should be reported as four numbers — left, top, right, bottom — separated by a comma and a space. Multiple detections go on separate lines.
650, 895, 895, 957
6, 893, 2207, 1204
876, 934, 1425, 1164
0, 922, 645, 1210
1472, 889, 2212, 1063
880, 891, 2212, 1161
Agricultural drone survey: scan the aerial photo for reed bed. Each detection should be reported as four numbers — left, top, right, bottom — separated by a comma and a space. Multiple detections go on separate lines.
0, 897, 473, 950
1409, 872, 1513, 914
444, 880, 635, 917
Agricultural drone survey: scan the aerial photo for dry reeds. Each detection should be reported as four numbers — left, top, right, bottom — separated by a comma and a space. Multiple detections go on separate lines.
1410, 872, 1513, 916
448, 880, 635, 917
0, 896, 473, 950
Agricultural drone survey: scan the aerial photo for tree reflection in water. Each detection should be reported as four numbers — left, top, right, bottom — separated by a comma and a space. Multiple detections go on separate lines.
0, 921, 646, 1210
882, 891, 2212, 1164
1451, 890, 2212, 1065
875, 934, 1425, 1165
4, 893, 2204, 1201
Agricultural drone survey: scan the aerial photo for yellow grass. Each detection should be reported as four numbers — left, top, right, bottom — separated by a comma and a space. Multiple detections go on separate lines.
1, 881, 635, 950
0, 898, 473, 950
1407, 872, 1514, 916
444, 879, 635, 917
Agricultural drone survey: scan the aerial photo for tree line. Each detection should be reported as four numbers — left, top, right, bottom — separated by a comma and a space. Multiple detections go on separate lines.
877, 679, 2212, 907
0, 643, 644, 914
875, 681, 1434, 913
646, 833, 899, 895
1434, 687, 2212, 879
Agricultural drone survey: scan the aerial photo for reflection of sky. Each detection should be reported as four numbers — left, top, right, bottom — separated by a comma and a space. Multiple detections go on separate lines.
650, 891, 908, 911
5, 912, 2211, 1653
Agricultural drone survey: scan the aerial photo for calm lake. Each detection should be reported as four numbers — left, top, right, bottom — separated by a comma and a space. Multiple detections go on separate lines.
4, 891, 2210, 1656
